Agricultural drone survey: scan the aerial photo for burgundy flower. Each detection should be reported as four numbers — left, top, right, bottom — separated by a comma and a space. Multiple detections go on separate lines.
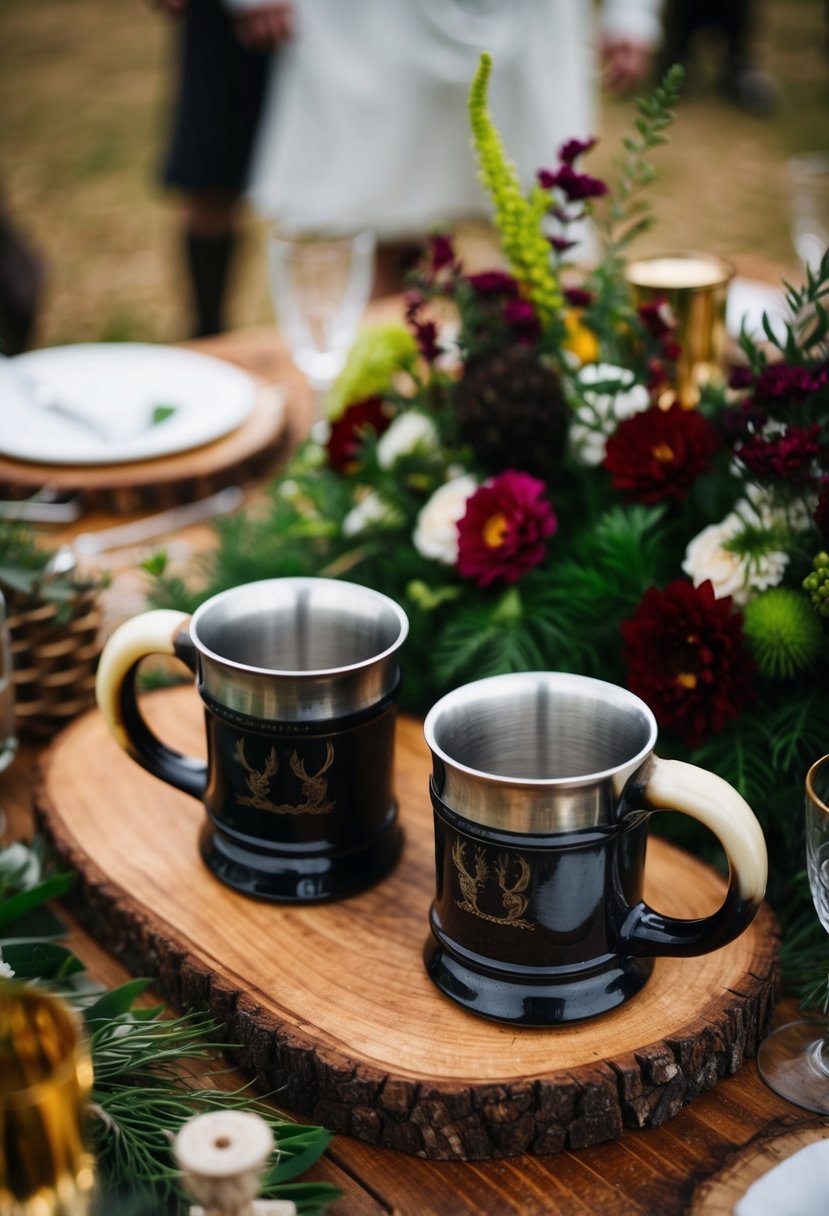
816, 484, 829, 547
503, 297, 541, 343
326, 396, 393, 473
413, 318, 441, 362
429, 232, 456, 274
541, 164, 608, 202
465, 270, 520, 297
622, 578, 756, 747
603, 404, 721, 503
735, 422, 822, 485
558, 136, 598, 165
457, 470, 557, 588
638, 298, 677, 340
564, 287, 594, 308
753, 362, 824, 404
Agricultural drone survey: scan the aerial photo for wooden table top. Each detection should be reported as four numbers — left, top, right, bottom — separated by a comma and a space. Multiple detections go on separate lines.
2, 318, 826, 1216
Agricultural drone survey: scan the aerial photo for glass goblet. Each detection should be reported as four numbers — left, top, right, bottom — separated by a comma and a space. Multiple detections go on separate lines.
756, 753, 829, 1114
267, 227, 375, 422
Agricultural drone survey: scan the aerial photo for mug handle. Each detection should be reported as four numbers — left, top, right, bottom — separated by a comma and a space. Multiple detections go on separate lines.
95, 609, 207, 800
624, 757, 768, 957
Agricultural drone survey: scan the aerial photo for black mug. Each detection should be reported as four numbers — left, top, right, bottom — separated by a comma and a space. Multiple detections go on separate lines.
96, 577, 408, 902
423, 672, 768, 1026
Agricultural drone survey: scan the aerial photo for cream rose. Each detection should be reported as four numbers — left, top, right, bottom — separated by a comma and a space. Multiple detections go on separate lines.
413, 474, 478, 565
377, 411, 439, 469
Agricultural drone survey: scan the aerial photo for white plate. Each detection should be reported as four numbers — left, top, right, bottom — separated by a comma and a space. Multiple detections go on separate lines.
0, 343, 258, 466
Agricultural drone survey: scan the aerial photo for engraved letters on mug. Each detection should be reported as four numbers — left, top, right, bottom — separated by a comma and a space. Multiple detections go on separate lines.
235, 738, 337, 816
452, 839, 535, 930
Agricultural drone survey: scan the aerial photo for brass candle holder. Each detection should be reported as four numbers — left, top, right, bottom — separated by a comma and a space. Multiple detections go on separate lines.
625, 251, 734, 407
0, 985, 95, 1216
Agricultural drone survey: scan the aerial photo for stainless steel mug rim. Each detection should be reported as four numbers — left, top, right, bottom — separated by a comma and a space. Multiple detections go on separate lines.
424, 671, 657, 790
190, 577, 409, 677
189, 577, 408, 721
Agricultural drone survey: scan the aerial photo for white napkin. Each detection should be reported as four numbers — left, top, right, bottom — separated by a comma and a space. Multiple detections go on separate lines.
734, 1138, 829, 1215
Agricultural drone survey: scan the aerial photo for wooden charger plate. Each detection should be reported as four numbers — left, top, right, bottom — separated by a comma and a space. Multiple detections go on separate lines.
35, 685, 779, 1161
0, 381, 287, 514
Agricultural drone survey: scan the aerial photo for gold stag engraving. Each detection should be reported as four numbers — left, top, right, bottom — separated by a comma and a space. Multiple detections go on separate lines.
235, 738, 336, 815
451, 839, 534, 930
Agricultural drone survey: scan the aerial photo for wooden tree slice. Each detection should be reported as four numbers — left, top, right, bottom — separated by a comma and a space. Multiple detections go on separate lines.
35, 686, 780, 1161
0, 382, 289, 514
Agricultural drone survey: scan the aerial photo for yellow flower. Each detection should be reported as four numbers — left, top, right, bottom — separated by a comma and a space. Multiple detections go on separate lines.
562, 309, 600, 365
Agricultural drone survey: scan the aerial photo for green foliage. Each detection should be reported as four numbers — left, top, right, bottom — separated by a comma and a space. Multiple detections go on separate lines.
0, 517, 104, 611
0, 838, 340, 1216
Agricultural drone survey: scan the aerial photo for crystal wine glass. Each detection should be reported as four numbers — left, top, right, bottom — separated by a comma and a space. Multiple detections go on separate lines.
756, 753, 829, 1113
268, 227, 375, 422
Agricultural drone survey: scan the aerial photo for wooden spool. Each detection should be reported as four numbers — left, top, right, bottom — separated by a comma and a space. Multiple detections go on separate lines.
35, 686, 780, 1161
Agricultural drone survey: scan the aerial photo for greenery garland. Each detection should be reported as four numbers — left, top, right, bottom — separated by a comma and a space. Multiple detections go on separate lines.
0, 838, 339, 1214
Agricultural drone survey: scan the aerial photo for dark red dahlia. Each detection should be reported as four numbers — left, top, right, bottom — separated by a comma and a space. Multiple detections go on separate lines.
603, 404, 721, 504
456, 470, 557, 589
734, 422, 822, 486
326, 396, 393, 473
621, 578, 756, 747
563, 287, 594, 308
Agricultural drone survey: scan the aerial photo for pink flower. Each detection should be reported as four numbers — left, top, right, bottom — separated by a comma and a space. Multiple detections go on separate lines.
457, 470, 556, 588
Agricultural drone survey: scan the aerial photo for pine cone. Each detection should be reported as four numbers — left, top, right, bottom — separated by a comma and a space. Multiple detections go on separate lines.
453, 347, 569, 480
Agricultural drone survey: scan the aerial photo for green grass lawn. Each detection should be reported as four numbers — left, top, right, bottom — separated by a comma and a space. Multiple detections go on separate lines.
1, 0, 827, 350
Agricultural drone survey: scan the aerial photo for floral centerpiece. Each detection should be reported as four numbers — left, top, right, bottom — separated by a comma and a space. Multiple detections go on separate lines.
150, 59, 829, 997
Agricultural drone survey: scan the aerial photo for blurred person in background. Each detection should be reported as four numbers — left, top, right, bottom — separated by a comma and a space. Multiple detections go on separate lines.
243, 0, 663, 297
660, 0, 778, 114
158, 0, 294, 337
0, 188, 45, 355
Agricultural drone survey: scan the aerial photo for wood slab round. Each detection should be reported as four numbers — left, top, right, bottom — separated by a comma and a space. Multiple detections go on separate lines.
35, 686, 779, 1161
687, 1120, 829, 1213
0, 382, 288, 514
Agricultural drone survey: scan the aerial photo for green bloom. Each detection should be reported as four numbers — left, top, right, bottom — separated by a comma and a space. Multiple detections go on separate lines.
468, 53, 562, 326
743, 587, 824, 678
326, 324, 418, 418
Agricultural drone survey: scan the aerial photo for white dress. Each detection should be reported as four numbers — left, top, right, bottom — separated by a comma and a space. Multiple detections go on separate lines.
237, 0, 662, 241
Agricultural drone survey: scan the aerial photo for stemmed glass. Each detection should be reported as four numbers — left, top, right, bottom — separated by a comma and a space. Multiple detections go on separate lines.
267, 227, 376, 422
757, 753, 829, 1113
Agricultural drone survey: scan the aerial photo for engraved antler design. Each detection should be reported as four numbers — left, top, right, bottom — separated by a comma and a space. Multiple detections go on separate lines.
494, 853, 532, 924
452, 838, 489, 915
234, 737, 336, 816
235, 739, 281, 811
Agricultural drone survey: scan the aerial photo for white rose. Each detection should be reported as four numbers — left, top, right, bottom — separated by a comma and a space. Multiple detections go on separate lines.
569, 363, 650, 467
377, 411, 439, 469
413, 474, 478, 565
342, 491, 397, 537
682, 509, 789, 605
